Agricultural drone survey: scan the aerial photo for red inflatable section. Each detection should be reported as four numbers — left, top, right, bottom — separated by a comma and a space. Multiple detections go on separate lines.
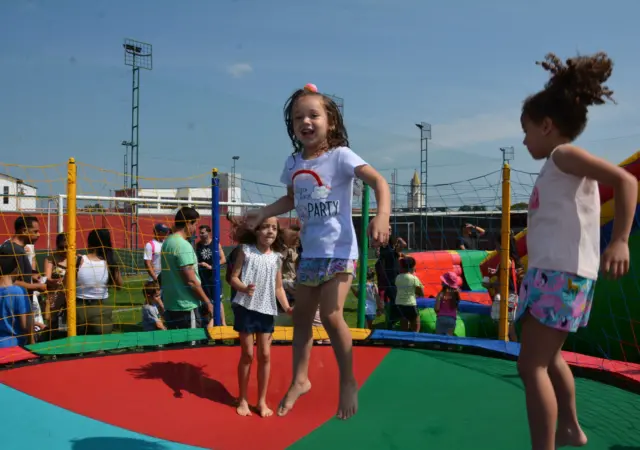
409, 251, 492, 305
412, 251, 460, 297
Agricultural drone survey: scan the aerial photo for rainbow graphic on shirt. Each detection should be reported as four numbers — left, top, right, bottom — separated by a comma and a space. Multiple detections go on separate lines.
291, 169, 339, 223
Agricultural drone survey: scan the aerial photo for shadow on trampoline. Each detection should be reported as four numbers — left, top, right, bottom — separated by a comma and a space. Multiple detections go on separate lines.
127, 361, 235, 406
71, 437, 170, 450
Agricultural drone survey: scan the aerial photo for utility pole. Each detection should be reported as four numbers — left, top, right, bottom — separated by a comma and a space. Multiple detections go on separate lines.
231, 156, 239, 216
415, 122, 432, 250
391, 169, 398, 236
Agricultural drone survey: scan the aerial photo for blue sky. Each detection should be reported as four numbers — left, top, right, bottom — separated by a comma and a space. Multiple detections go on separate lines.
2, 0, 640, 208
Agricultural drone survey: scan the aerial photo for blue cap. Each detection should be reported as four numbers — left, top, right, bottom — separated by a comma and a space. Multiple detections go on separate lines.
154, 223, 171, 234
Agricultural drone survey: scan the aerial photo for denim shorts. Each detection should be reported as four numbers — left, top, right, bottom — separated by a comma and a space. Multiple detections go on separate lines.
435, 315, 457, 335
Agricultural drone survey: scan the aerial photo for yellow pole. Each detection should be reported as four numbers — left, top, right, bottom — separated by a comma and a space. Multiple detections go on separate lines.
66, 158, 77, 337
499, 163, 511, 341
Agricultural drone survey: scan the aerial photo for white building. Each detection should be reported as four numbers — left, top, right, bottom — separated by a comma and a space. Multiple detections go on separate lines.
407, 171, 424, 210
114, 172, 243, 216
0, 173, 37, 212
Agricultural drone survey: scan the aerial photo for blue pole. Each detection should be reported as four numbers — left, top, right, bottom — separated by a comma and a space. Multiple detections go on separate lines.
211, 168, 222, 326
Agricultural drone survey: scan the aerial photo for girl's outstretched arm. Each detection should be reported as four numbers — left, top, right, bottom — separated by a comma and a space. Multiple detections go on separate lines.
355, 165, 391, 246
554, 144, 637, 278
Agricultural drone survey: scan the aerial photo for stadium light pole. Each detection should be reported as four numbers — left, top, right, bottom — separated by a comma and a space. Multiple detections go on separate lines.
416, 122, 432, 250
122, 38, 152, 260
121, 140, 132, 192
231, 155, 239, 215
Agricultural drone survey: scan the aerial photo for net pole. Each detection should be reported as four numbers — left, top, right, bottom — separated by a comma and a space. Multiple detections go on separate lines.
499, 163, 511, 341
357, 185, 370, 328
211, 168, 222, 326
66, 158, 78, 337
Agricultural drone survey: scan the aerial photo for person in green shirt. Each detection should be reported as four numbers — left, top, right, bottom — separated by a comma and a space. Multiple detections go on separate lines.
161, 206, 213, 329
394, 256, 424, 332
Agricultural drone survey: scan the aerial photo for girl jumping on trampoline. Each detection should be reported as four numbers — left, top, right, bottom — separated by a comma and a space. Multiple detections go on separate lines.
229, 216, 293, 418
244, 83, 391, 420
518, 51, 637, 450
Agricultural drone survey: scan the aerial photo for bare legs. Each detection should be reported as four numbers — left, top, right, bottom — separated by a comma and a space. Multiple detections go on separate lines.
319, 274, 358, 419
278, 274, 358, 419
517, 313, 587, 450
236, 332, 274, 418
277, 285, 318, 416
236, 333, 253, 416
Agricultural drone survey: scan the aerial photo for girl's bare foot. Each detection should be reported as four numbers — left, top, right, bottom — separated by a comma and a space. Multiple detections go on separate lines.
236, 399, 252, 417
556, 425, 588, 448
336, 378, 358, 420
277, 380, 312, 416
258, 402, 273, 418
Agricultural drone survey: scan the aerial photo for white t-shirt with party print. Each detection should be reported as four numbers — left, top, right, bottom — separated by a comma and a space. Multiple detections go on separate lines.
280, 146, 367, 260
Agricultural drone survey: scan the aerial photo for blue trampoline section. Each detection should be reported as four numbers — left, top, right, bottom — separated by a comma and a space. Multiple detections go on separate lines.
416, 297, 491, 315
368, 329, 521, 357
0, 384, 204, 450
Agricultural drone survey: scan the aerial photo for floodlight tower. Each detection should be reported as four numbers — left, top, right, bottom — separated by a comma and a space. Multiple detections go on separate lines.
122, 38, 152, 256
416, 122, 432, 250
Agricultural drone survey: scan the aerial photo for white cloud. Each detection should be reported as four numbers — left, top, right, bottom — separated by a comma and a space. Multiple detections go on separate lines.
226, 63, 253, 78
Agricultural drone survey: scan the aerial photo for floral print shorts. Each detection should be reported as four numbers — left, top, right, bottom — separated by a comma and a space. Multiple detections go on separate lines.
297, 258, 357, 287
516, 268, 596, 332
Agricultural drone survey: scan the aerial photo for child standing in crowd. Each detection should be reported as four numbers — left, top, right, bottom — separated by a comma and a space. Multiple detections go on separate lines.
350, 268, 383, 329
517, 51, 636, 450
434, 271, 462, 336
141, 280, 166, 331
245, 83, 391, 420
229, 216, 293, 418
394, 256, 424, 332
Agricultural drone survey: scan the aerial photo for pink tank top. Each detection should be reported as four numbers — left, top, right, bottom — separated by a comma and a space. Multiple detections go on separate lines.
438, 296, 458, 318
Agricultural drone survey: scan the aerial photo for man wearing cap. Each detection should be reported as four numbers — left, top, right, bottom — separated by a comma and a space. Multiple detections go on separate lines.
144, 223, 171, 285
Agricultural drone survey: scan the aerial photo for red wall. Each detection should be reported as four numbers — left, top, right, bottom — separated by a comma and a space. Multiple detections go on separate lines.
0, 213, 298, 250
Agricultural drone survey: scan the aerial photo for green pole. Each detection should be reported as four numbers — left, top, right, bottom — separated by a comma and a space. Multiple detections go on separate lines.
357, 184, 370, 328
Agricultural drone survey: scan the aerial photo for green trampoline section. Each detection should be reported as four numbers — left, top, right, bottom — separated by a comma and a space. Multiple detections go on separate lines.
25, 328, 208, 355
292, 349, 640, 449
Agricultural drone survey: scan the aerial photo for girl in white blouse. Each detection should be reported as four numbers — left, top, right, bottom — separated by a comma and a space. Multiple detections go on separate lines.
229, 216, 292, 419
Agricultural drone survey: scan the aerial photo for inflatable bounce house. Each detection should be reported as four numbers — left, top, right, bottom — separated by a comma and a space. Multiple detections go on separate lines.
410, 152, 640, 362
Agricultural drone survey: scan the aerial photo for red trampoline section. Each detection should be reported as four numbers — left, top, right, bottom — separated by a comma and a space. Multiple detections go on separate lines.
0, 346, 389, 450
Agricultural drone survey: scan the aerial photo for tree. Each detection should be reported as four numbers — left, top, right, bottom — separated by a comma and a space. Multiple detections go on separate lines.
511, 202, 528, 211
459, 205, 486, 212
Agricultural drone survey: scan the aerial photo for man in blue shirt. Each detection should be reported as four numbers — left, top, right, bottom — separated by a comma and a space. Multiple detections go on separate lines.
0, 244, 33, 348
